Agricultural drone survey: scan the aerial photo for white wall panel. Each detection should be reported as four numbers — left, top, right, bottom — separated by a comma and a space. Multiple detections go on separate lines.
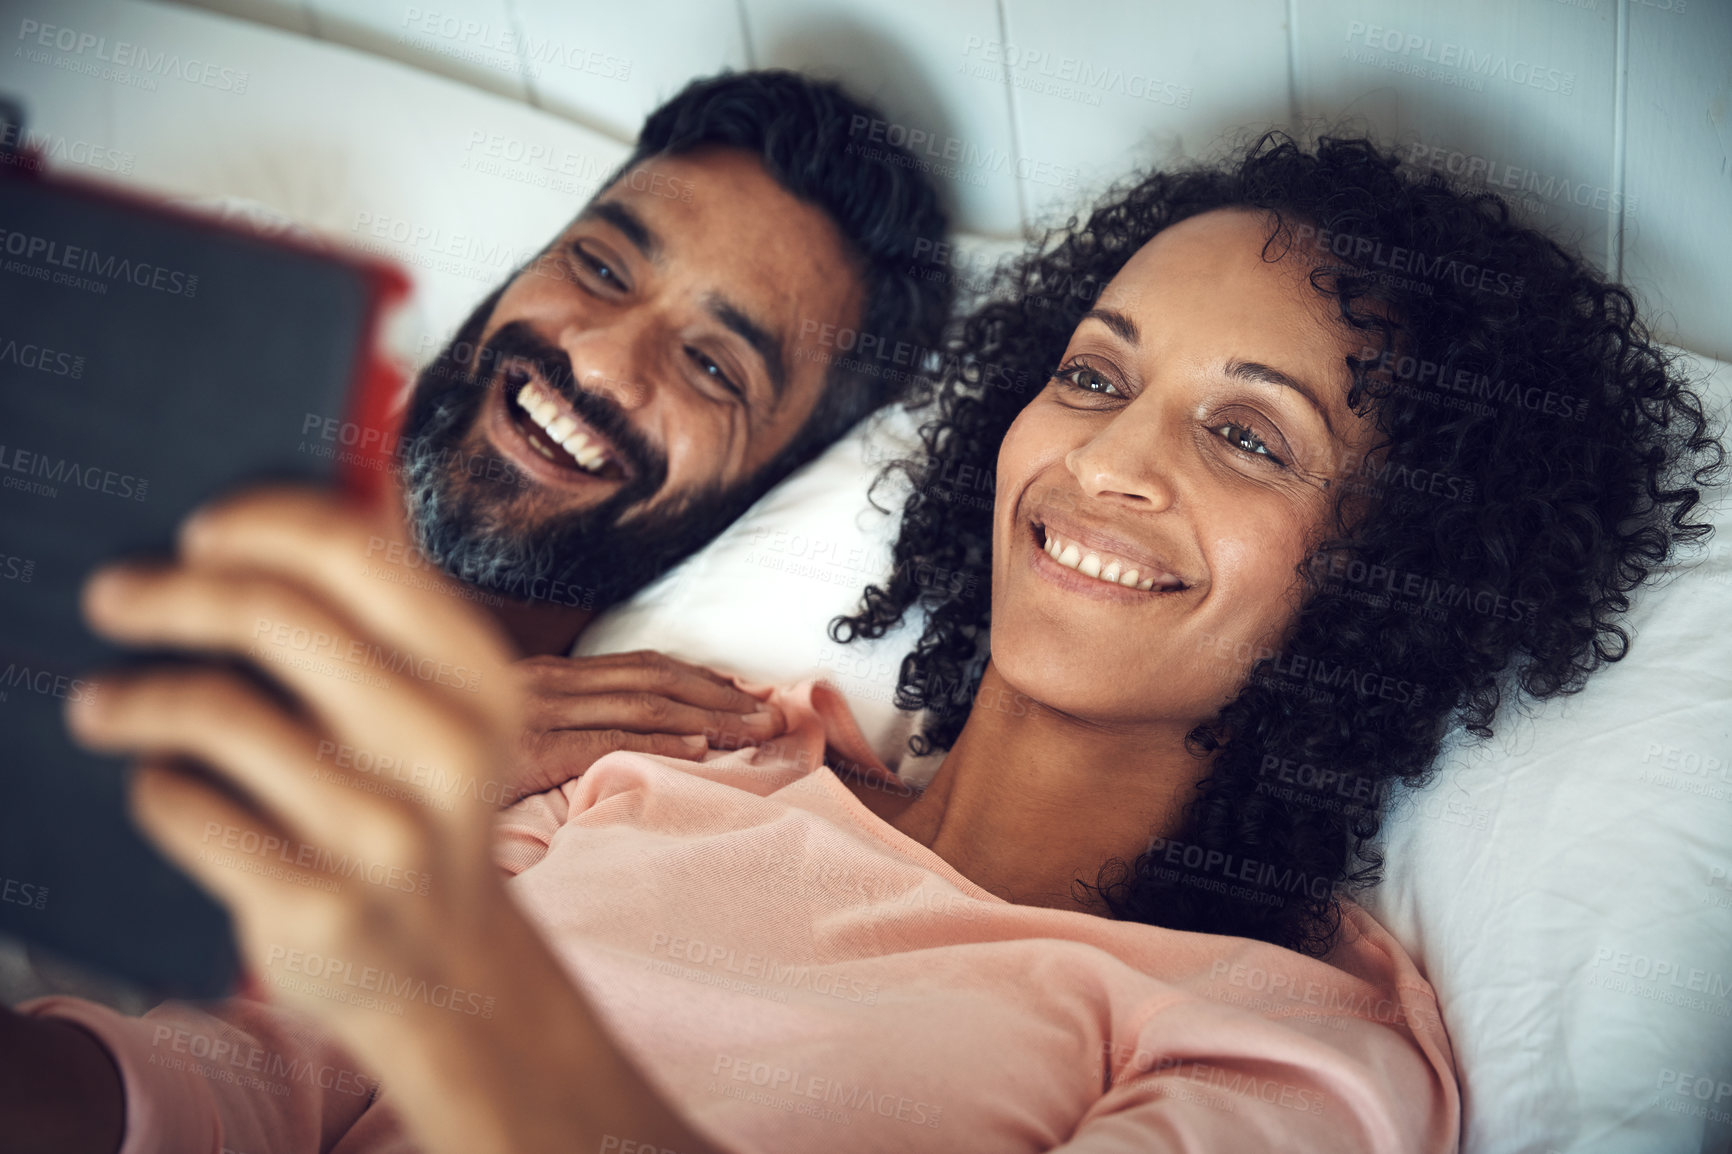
168, 0, 315, 36
1, 0, 629, 350
999, 0, 1291, 229
1621, 0, 1732, 362
741, 0, 1023, 236
508, 0, 748, 141
309, 0, 532, 102
1294, 0, 1619, 273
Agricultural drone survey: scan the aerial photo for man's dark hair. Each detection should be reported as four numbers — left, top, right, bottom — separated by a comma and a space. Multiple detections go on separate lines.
614, 69, 954, 485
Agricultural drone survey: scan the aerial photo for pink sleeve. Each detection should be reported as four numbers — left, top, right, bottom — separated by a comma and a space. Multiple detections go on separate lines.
1066, 946, 1459, 1154
492, 783, 573, 877
19, 993, 419, 1154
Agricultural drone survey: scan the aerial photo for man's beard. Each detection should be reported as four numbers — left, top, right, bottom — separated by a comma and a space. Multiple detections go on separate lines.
397, 298, 769, 614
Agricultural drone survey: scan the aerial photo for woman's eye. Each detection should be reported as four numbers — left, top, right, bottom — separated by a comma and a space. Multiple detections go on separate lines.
687, 348, 743, 400
1055, 364, 1121, 396
1212, 422, 1287, 467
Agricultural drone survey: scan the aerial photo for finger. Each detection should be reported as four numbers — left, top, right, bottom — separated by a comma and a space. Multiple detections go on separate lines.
82, 564, 506, 778
517, 652, 770, 717
524, 728, 713, 773
523, 691, 782, 744
126, 757, 343, 936
66, 665, 445, 852
175, 487, 515, 706
586, 650, 751, 695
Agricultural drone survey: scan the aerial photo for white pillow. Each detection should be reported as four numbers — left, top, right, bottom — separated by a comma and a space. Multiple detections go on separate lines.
574, 401, 937, 775
1358, 348, 1732, 1154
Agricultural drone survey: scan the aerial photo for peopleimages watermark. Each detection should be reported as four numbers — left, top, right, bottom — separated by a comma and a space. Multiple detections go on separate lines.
396, 7, 631, 81
1637, 740, 1732, 802
1656, 1068, 1732, 1124
1256, 754, 1390, 817
1100, 1044, 1326, 1114
458, 131, 693, 202
1289, 223, 1525, 299
0, 661, 96, 706
1197, 632, 1424, 708
0, 122, 134, 175
1588, 946, 1732, 1018
1144, 837, 1336, 903
844, 114, 1080, 192
0, 334, 84, 379
1406, 142, 1637, 220
198, 821, 432, 897
1357, 345, 1587, 422
958, 36, 1193, 109
1343, 20, 1576, 97
1308, 551, 1540, 624
263, 945, 497, 1019
148, 1024, 377, 1102
760, 846, 984, 923
249, 617, 484, 693
0, 442, 148, 502
0, 226, 198, 298
646, 932, 880, 1006
709, 1053, 943, 1129
314, 740, 527, 811
15, 18, 250, 93
0, 874, 48, 912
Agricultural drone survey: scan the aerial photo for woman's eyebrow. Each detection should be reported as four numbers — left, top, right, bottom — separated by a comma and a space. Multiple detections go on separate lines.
1224, 358, 1335, 436
1081, 307, 1140, 345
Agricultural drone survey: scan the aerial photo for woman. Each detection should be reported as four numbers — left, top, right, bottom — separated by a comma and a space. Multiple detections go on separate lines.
833, 130, 1725, 955
2, 135, 1718, 1154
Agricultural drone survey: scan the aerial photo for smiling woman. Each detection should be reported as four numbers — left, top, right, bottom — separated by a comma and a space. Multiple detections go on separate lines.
835, 131, 1725, 953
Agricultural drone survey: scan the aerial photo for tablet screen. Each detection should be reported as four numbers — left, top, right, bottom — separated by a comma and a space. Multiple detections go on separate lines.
0, 165, 401, 998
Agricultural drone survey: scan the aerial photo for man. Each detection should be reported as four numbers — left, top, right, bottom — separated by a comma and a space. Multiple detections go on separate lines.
394, 69, 952, 790
0, 68, 955, 1154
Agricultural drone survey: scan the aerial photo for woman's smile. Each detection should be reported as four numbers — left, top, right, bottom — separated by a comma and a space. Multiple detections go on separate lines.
1025, 518, 1193, 603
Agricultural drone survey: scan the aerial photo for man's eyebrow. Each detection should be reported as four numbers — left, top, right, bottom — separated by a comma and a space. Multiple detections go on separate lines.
706, 293, 788, 405
585, 200, 659, 261
1082, 307, 1140, 345
1225, 358, 1335, 436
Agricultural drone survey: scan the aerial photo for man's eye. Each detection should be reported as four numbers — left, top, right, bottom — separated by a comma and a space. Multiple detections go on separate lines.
687, 348, 743, 399
1054, 363, 1121, 396
1212, 422, 1287, 467
571, 245, 623, 289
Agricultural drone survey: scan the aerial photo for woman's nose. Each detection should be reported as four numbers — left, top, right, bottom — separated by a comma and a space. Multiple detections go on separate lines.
1064, 405, 1177, 511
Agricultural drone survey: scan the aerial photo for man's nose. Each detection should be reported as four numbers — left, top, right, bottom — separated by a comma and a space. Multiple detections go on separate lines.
557, 321, 653, 411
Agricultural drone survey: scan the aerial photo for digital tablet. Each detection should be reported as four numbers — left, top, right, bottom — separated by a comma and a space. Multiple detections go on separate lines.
0, 133, 408, 999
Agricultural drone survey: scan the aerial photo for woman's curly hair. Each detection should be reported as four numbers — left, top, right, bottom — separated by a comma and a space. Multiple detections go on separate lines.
831, 131, 1726, 956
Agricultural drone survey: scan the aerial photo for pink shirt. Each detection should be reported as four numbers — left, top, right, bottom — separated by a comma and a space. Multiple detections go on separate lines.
25, 680, 1460, 1153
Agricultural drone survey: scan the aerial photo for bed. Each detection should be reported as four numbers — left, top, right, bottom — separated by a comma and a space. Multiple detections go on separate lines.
3, 2, 1730, 1150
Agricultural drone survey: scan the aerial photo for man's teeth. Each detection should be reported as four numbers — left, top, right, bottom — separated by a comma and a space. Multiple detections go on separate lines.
1041, 530, 1181, 592
513, 379, 606, 473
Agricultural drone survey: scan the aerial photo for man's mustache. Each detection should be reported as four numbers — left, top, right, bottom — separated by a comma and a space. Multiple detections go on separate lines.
469, 320, 668, 492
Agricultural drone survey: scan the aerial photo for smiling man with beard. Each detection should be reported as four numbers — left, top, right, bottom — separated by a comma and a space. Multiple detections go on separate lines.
389, 70, 953, 792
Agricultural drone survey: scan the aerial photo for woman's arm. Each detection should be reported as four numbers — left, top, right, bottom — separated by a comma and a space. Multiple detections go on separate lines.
0, 1001, 123, 1154
64, 487, 737, 1154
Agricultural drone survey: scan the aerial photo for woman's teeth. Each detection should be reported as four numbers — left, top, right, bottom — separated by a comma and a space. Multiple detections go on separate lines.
514, 378, 607, 474
1041, 529, 1180, 592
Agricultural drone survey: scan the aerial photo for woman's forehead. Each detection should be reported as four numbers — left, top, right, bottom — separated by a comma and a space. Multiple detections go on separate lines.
1094, 209, 1355, 356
